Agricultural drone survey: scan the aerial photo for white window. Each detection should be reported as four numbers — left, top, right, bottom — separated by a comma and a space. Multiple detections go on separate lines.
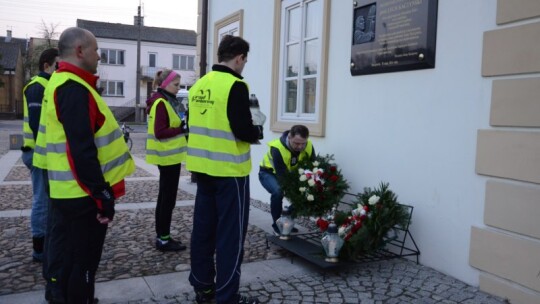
271, 0, 329, 136
218, 21, 240, 40
173, 55, 195, 70
99, 80, 124, 97
100, 49, 125, 65
213, 10, 243, 64
149, 53, 157, 68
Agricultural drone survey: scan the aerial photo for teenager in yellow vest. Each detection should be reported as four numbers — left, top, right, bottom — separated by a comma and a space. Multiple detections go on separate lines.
145, 69, 188, 252
187, 35, 263, 304
21, 48, 58, 262
44, 28, 134, 304
259, 125, 315, 235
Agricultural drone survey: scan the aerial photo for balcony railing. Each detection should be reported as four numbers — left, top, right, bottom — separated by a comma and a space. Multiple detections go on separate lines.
141, 66, 166, 79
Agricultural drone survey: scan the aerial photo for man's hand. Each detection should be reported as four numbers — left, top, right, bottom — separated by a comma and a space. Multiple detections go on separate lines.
257, 125, 264, 140
95, 187, 115, 224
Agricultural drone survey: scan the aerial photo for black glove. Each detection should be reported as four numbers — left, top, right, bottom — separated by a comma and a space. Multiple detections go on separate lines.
95, 186, 115, 220
256, 125, 264, 140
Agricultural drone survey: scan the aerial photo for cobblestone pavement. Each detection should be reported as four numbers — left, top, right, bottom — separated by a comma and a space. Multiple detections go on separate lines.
112, 258, 506, 304
0, 120, 507, 303
0, 205, 290, 296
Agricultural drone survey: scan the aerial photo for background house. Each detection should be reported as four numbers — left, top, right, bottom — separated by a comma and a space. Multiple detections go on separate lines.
77, 19, 197, 122
196, 0, 540, 303
0, 30, 27, 119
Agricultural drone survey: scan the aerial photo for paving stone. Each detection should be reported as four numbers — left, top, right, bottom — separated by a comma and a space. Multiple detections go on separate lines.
0, 125, 510, 304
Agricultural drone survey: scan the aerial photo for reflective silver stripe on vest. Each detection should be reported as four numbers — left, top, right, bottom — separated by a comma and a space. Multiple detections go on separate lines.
94, 129, 123, 148
39, 124, 46, 133
188, 147, 250, 164
189, 126, 236, 141
24, 133, 34, 140
46, 129, 122, 153
47, 142, 67, 153
48, 169, 74, 181
48, 151, 132, 182
34, 145, 47, 156
146, 146, 187, 157
23, 117, 29, 123
266, 151, 275, 169
101, 151, 132, 175
147, 133, 187, 143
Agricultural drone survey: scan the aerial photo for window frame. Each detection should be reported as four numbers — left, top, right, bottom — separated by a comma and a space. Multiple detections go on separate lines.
213, 10, 244, 64
100, 49, 125, 65
173, 54, 196, 70
99, 80, 125, 97
148, 52, 157, 68
270, 0, 330, 136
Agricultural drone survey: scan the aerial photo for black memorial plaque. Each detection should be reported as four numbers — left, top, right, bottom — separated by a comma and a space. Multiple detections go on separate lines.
350, 0, 438, 76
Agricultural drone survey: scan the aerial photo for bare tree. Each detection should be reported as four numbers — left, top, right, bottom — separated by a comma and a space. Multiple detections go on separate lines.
26, 20, 60, 77
38, 19, 60, 46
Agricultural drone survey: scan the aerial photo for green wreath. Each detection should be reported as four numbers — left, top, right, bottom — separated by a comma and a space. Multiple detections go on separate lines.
279, 154, 349, 217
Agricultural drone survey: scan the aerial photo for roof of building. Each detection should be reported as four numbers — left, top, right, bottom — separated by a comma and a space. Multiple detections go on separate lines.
0, 42, 21, 70
0, 36, 28, 55
77, 19, 196, 46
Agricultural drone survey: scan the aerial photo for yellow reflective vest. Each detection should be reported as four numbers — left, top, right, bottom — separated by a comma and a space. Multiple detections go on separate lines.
146, 97, 187, 165
44, 71, 135, 199
33, 97, 49, 169
186, 71, 251, 177
260, 138, 313, 174
22, 76, 48, 149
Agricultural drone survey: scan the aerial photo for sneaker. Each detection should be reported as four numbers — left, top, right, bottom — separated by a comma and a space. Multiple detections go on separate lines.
238, 294, 260, 304
195, 288, 215, 304
155, 238, 187, 252
271, 223, 280, 236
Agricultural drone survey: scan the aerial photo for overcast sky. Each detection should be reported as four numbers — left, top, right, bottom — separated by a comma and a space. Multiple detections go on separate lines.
0, 0, 198, 39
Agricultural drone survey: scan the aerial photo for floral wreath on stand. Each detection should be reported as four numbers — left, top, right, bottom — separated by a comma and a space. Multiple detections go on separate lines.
316, 182, 410, 260
279, 154, 350, 218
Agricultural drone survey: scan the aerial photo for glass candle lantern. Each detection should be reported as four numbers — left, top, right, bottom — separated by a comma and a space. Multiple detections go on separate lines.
276, 206, 295, 240
321, 222, 344, 263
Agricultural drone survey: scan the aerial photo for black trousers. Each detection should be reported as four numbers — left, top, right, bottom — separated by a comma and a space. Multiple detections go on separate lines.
47, 196, 108, 304
156, 163, 181, 238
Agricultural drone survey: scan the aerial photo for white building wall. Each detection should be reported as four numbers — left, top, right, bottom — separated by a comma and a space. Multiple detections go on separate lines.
96, 38, 196, 107
207, 0, 500, 287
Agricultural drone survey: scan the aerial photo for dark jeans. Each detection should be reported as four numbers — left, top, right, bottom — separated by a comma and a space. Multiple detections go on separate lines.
47, 196, 108, 304
189, 173, 250, 304
258, 170, 284, 223
156, 164, 181, 238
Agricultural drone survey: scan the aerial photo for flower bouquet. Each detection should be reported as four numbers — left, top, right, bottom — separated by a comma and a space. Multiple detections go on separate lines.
279, 154, 349, 217
316, 182, 410, 259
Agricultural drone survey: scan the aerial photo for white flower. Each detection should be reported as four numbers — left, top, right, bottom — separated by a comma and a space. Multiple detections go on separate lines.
298, 168, 305, 174
338, 226, 346, 237
299, 187, 306, 192
307, 179, 316, 187
368, 195, 380, 205
299, 175, 307, 182
307, 194, 314, 201
312, 161, 320, 167
360, 209, 366, 216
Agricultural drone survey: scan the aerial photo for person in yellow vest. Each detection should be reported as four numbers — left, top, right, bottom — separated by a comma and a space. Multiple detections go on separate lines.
44, 27, 134, 304
145, 69, 188, 252
259, 125, 315, 235
187, 35, 263, 304
21, 48, 58, 263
